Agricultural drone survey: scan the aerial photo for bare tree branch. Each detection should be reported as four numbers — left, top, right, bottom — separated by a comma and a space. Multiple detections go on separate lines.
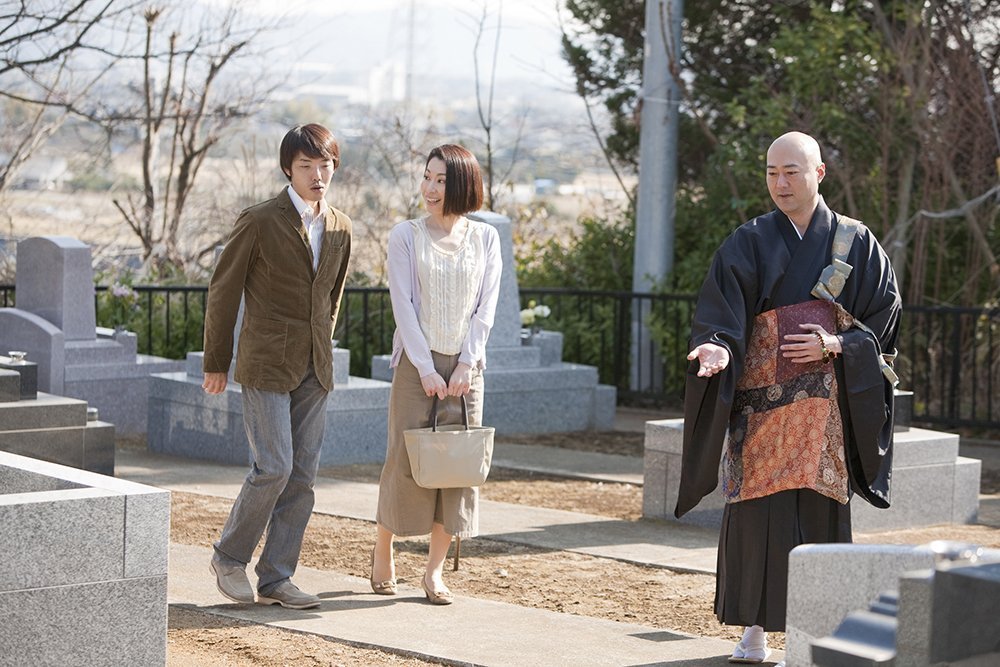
0, 1, 116, 74
556, 6, 634, 206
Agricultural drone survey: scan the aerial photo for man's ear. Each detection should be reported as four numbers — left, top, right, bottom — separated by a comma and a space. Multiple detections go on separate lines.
816, 162, 826, 183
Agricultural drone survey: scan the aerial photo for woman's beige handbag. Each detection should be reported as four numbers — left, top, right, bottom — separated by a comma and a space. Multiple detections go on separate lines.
404, 395, 495, 489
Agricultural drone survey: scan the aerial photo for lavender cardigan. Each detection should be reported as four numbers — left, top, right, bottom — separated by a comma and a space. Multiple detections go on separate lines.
387, 218, 503, 378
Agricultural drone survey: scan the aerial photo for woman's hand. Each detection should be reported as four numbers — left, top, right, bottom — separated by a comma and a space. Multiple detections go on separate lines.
447, 362, 473, 396
687, 343, 730, 377
420, 372, 448, 400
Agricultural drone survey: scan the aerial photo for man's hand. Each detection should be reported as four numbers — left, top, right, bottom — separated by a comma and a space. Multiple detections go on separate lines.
687, 342, 730, 377
420, 372, 448, 400
202, 372, 228, 394
447, 362, 473, 396
782, 323, 841, 363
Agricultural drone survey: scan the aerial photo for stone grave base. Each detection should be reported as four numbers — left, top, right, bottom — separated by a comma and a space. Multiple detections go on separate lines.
0, 391, 114, 475
148, 350, 391, 466
371, 331, 617, 435
642, 419, 981, 533
62, 329, 184, 437
0, 450, 169, 665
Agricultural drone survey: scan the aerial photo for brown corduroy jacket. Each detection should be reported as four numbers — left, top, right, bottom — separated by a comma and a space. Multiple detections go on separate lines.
202, 188, 352, 392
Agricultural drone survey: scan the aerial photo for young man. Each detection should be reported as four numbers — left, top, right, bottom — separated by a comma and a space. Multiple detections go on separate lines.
203, 123, 352, 609
676, 131, 901, 662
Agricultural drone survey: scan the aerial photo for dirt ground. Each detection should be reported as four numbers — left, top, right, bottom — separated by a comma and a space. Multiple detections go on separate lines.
166, 430, 1000, 666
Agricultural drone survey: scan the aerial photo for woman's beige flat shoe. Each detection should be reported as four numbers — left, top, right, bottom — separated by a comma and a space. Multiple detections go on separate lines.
421, 574, 454, 605
369, 548, 397, 596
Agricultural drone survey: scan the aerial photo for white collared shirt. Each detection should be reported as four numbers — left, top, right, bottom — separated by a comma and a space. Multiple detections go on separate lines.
286, 184, 326, 271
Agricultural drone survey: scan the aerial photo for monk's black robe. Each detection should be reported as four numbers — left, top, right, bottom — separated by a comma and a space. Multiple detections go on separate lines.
675, 198, 901, 630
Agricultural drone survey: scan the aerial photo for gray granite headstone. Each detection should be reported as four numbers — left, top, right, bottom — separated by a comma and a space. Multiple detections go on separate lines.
1, 237, 185, 434
0, 309, 65, 394
928, 561, 1000, 662
811, 546, 1000, 666
894, 389, 913, 431
786, 543, 936, 666
15, 237, 96, 341
643, 421, 981, 534
470, 211, 521, 349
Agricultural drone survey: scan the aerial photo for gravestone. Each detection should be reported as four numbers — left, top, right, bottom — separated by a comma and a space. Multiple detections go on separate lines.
13, 237, 95, 340
0, 236, 184, 435
785, 543, 938, 666
0, 369, 18, 402
804, 542, 1000, 667
0, 450, 168, 665
370, 212, 617, 433
641, 393, 981, 532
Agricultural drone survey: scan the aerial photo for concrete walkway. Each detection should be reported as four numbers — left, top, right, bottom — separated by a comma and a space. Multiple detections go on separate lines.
117, 444, 767, 666
119, 410, 1000, 666
117, 447, 717, 575
492, 442, 644, 485
169, 542, 738, 666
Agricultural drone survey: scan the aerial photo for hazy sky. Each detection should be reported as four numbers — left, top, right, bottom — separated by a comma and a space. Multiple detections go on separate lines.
239, 0, 574, 93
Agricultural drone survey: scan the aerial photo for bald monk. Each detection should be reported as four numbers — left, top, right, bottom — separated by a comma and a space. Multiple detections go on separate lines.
676, 131, 902, 663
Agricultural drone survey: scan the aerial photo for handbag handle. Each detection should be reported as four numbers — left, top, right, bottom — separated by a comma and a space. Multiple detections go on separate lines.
429, 394, 470, 432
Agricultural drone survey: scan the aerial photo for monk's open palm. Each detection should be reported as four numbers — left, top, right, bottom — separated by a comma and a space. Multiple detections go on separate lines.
688, 343, 730, 377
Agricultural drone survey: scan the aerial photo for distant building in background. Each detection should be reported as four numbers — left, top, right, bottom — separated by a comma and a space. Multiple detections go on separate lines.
368, 60, 407, 107
277, 62, 368, 106
0, 155, 73, 191
559, 171, 636, 201
275, 60, 410, 108
534, 178, 557, 195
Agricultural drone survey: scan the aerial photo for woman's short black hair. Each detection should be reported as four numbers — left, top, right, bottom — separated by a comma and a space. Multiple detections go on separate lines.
279, 124, 340, 180
426, 144, 484, 216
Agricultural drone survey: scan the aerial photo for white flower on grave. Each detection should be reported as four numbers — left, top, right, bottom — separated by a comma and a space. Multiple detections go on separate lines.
106, 280, 140, 328
522, 299, 551, 329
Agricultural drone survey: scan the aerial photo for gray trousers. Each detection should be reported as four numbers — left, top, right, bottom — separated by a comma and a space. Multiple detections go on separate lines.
213, 361, 329, 595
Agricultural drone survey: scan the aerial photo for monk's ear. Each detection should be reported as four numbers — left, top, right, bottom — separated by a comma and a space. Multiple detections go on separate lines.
816, 162, 826, 183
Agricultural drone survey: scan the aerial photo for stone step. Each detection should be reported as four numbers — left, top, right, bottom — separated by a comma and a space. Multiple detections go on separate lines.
0, 392, 87, 430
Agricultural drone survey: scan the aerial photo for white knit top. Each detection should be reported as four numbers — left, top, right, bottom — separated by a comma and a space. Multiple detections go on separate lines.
413, 218, 486, 354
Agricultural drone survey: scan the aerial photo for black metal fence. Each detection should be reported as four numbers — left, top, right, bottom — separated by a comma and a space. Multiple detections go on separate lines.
3, 283, 1000, 430
518, 288, 697, 406
900, 305, 1000, 430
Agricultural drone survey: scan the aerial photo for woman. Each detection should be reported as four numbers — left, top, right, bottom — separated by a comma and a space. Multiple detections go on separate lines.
371, 144, 502, 605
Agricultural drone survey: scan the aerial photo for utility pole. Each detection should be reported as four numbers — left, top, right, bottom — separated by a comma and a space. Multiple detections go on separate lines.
631, 0, 683, 393
405, 0, 415, 110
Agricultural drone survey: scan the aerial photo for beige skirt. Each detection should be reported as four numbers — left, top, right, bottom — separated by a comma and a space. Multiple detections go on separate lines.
375, 350, 484, 538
